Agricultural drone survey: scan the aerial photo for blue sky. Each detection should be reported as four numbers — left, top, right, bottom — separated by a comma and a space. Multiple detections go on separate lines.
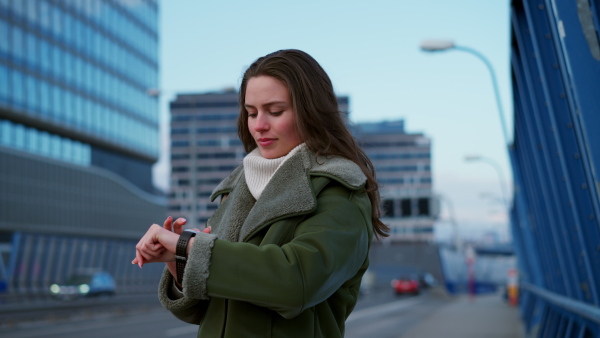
153, 0, 513, 242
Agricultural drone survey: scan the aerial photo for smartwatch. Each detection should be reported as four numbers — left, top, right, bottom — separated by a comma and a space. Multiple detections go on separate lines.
175, 229, 198, 284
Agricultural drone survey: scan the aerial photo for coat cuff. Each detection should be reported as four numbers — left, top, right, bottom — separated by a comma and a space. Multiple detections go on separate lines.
182, 232, 218, 300
158, 267, 200, 311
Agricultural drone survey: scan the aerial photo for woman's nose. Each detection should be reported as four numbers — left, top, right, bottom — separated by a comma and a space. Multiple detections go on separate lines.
253, 113, 269, 131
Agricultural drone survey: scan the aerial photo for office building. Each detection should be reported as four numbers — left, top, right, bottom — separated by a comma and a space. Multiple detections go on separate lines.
0, 1, 166, 295
168, 90, 244, 229
354, 120, 436, 241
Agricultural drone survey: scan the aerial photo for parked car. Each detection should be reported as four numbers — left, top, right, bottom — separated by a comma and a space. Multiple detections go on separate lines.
50, 270, 116, 299
391, 274, 420, 295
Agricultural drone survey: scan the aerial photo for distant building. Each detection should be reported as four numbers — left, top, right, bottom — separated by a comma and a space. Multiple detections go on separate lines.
0, 1, 166, 294
168, 90, 244, 229
354, 120, 436, 241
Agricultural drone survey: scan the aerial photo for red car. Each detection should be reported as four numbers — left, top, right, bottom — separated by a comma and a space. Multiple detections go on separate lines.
391, 275, 420, 295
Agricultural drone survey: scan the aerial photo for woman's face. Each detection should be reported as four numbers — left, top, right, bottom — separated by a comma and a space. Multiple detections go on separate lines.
244, 76, 303, 159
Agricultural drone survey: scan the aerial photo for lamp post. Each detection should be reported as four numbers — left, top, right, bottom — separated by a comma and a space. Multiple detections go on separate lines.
420, 39, 510, 147
421, 39, 512, 219
465, 154, 510, 210
435, 194, 461, 250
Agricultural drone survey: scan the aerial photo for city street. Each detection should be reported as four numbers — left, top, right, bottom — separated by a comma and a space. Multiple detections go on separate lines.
0, 288, 449, 338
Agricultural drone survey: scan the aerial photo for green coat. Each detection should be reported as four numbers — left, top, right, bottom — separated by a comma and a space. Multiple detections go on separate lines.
158, 147, 374, 337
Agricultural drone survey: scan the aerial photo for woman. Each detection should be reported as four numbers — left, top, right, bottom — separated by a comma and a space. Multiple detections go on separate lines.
133, 49, 389, 337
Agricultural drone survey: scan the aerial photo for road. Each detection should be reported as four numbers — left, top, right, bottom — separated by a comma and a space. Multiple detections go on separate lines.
346, 291, 447, 338
0, 288, 449, 338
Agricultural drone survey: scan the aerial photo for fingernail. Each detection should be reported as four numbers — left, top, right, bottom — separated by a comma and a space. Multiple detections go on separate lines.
138, 262, 142, 268
181, 218, 187, 223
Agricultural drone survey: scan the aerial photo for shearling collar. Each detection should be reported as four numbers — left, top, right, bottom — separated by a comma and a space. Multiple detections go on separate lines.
208, 147, 366, 242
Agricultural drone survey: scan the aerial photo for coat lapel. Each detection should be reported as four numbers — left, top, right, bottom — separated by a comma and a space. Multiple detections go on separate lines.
239, 151, 316, 242
207, 168, 256, 242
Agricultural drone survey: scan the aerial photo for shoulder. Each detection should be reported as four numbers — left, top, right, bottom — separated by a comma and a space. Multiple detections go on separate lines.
305, 150, 367, 191
210, 165, 244, 201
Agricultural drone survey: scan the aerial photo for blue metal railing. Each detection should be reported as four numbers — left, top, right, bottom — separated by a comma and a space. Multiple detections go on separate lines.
510, 0, 600, 336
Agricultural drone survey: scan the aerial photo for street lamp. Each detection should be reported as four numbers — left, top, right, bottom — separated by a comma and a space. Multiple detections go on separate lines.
465, 154, 510, 210
435, 193, 461, 250
420, 39, 510, 147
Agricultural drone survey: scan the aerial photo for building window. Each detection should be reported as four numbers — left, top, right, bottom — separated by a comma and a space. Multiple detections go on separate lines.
400, 199, 412, 217
171, 166, 189, 173
172, 115, 192, 121
382, 199, 394, 217
0, 119, 91, 166
172, 141, 189, 147
171, 153, 190, 160
171, 128, 189, 134
417, 198, 430, 216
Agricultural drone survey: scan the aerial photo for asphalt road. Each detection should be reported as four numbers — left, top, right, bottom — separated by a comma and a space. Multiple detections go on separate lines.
0, 288, 449, 338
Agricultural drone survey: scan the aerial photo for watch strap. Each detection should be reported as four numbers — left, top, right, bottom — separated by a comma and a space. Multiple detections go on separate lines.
175, 230, 197, 284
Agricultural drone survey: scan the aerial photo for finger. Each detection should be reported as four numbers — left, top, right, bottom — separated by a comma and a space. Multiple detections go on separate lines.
173, 218, 187, 234
163, 216, 174, 231
135, 235, 159, 265
135, 249, 144, 268
202, 226, 212, 233
138, 247, 159, 262
135, 223, 163, 267
141, 240, 163, 256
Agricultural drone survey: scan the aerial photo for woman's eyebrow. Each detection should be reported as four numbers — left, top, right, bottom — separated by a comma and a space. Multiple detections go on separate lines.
245, 101, 287, 109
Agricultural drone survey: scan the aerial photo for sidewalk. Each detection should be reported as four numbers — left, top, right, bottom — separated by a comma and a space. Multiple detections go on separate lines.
400, 293, 524, 338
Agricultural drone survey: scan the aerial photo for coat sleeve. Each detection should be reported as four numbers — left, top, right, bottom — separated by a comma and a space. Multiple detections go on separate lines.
184, 183, 372, 319
157, 232, 218, 323
157, 267, 208, 324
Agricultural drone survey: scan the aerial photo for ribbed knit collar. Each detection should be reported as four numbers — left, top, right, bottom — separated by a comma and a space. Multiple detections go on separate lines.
243, 143, 307, 200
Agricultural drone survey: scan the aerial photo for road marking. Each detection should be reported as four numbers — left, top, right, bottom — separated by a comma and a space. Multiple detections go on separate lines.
346, 298, 423, 323
5, 311, 165, 338
4, 298, 422, 337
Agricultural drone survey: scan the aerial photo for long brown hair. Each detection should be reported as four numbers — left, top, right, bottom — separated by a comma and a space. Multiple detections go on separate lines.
238, 49, 389, 239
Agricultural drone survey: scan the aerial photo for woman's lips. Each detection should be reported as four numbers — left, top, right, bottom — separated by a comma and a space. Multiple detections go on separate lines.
257, 138, 275, 147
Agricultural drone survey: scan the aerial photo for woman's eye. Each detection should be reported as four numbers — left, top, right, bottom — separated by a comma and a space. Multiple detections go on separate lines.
270, 111, 283, 116
248, 112, 257, 118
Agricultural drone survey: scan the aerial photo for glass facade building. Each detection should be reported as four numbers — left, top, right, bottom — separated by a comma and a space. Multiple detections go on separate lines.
0, 0, 159, 184
0, 0, 166, 295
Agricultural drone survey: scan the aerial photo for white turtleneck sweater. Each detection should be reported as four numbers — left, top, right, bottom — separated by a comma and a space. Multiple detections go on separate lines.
243, 143, 307, 200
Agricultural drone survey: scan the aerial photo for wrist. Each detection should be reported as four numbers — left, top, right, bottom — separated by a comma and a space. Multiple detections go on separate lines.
186, 237, 195, 256
175, 230, 198, 284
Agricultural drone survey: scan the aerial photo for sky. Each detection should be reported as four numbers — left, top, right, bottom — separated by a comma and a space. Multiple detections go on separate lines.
153, 0, 514, 243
